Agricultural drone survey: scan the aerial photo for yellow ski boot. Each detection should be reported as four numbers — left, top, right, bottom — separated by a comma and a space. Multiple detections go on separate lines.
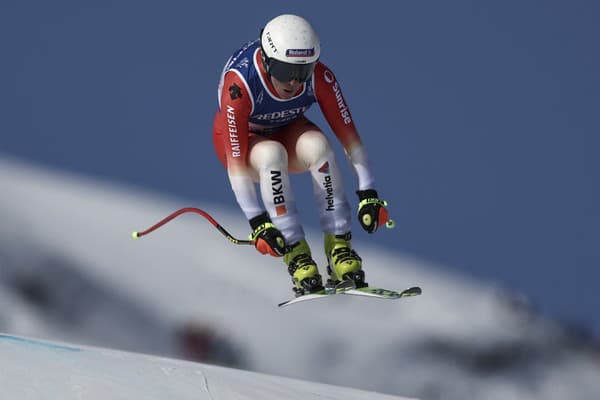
324, 233, 367, 288
284, 239, 324, 296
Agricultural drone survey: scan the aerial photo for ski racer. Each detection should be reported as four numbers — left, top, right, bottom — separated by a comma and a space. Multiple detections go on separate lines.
212, 14, 390, 296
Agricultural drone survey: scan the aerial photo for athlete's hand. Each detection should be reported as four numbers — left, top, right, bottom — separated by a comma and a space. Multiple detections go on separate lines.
356, 189, 392, 233
249, 212, 287, 257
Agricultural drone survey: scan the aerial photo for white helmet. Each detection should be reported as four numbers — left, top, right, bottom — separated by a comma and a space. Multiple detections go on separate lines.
260, 14, 320, 82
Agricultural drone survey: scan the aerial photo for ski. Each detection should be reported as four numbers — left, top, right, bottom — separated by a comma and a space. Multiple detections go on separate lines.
278, 282, 422, 307
342, 286, 422, 299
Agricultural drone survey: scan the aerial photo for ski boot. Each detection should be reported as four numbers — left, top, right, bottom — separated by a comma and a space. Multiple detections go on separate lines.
284, 239, 324, 296
324, 233, 368, 288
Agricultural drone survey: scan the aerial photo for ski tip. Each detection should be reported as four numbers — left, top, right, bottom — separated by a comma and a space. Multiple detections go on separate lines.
277, 297, 308, 308
405, 286, 422, 296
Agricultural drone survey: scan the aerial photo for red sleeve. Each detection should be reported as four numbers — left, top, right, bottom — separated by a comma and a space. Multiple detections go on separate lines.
314, 62, 363, 152
218, 71, 253, 175
217, 71, 264, 219
314, 62, 376, 190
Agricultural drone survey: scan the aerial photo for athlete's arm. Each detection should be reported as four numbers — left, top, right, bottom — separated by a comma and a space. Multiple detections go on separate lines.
314, 63, 392, 233
218, 71, 264, 219
313, 62, 375, 190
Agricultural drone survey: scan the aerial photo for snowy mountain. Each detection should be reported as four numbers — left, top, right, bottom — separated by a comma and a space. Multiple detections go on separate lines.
1, 155, 599, 400
0, 334, 412, 400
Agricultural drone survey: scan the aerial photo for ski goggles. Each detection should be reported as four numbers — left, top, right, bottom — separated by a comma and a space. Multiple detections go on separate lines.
267, 58, 316, 83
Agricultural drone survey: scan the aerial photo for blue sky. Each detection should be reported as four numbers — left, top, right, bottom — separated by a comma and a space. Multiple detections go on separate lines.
2, 1, 599, 333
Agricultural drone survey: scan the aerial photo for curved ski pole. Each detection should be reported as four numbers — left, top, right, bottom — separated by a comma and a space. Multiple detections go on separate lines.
132, 207, 255, 246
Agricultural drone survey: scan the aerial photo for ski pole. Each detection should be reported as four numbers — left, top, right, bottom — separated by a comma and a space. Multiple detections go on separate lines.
132, 207, 255, 246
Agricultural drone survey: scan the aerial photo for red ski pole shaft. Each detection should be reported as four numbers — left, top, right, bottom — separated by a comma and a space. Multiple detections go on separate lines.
132, 207, 255, 246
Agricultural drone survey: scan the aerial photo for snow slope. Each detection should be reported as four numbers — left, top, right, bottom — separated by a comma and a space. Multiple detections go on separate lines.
1, 155, 599, 400
0, 334, 413, 400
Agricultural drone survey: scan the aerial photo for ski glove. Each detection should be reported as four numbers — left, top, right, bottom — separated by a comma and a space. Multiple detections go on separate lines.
356, 189, 391, 233
249, 212, 287, 257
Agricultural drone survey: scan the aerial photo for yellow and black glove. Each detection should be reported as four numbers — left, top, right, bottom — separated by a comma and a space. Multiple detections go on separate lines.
249, 212, 287, 256
356, 189, 392, 233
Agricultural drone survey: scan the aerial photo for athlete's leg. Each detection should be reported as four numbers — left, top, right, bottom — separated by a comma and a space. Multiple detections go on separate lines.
277, 118, 364, 286
278, 119, 352, 235
248, 135, 304, 245
248, 130, 324, 294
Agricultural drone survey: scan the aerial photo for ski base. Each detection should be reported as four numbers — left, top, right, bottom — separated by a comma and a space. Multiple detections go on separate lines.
278, 283, 421, 307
